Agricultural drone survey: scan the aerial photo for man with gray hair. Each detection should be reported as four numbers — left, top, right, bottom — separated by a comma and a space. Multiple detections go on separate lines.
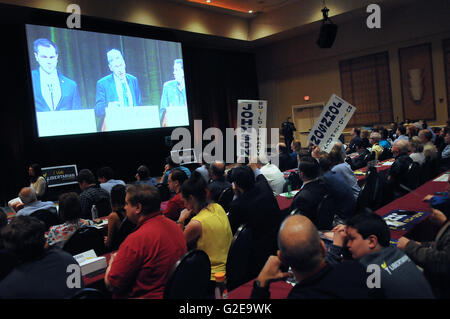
251, 215, 371, 299
254, 155, 285, 195
16, 187, 57, 217
388, 139, 413, 198
95, 49, 142, 131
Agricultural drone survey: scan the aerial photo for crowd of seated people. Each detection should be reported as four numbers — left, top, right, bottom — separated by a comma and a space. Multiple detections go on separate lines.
2, 118, 450, 300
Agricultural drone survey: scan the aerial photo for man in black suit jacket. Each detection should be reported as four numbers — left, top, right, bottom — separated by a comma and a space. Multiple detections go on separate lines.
207, 160, 231, 202
289, 156, 328, 227
228, 166, 282, 280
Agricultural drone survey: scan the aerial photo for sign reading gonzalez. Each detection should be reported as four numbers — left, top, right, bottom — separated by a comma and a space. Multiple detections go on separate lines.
307, 94, 356, 153
237, 100, 267, 159
42, 164, 78, 188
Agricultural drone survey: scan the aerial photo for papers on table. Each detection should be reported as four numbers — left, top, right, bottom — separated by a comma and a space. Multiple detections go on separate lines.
74, 249, 107, 276
279, 190, 299, 198
382, 161, 394, 166
434, 172, 450, 182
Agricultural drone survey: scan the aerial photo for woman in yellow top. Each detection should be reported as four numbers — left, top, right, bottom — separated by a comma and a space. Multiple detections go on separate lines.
177, 171, 233, 282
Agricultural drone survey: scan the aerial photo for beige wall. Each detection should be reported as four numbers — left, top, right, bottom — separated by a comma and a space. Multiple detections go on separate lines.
0, 0, 250, 40
256, 0, 450, 131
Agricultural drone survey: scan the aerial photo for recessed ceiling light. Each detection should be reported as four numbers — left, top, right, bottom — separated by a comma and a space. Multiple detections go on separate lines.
206, 0, 211, 3
249, 10, 253, 13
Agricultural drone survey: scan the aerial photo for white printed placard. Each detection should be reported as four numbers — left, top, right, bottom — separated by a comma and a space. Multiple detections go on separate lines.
237, 100, 267, 160
105, 105, 160, 131
307, 94, 356, 153
36, 109, 97, 137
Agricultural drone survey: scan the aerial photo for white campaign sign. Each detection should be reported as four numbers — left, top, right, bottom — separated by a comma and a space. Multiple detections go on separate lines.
237, 100, 267, 160
307, 94, 356, 153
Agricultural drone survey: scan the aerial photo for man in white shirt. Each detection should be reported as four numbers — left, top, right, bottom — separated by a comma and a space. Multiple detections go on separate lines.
254, 156, 285, 195
31, 38, 81, 112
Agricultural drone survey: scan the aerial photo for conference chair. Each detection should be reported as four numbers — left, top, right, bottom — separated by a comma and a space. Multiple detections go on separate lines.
378, 147, 393, 161
163, 249, 211, 299
225, 224, 253, 292
30, 209, 61, 230
217, 187, 234, 213
93, 197, 112, 218
316, 194, 336, 230
355, 166, 385, 213
63, 226, 105, 256
71, 288, 105, 299
402, 161, 421, 191
156, 183, 171, 202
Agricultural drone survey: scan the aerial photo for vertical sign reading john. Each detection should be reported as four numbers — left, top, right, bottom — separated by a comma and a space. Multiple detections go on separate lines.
237, 100, 267, 162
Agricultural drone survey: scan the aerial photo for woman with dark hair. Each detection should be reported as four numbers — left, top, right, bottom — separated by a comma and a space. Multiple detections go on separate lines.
177, 172, 233, 284
104, 184, 135, 251
46, 192, 94, 248
29, 163, 47, 199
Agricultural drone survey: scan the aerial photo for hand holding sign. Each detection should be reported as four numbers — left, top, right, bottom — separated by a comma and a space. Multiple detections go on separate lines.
307, 94, 356, 153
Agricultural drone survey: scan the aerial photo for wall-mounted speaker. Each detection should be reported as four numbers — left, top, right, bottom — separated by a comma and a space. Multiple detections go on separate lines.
317, 22, 338, 48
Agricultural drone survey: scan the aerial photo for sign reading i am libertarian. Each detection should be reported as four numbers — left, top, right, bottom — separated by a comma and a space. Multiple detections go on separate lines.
237, 100, 267, 160
307, 94, 356, 153
42, 164, 78, 188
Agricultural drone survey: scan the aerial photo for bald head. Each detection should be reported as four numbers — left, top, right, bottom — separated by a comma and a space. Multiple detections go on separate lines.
19, 187, 37, 205
278, 215, 325, 273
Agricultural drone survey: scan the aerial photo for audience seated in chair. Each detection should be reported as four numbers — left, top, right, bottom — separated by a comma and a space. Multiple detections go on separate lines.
409, 136, 425, 165
251, 215, 372, 299
97, 166, 125, 194
397, 181, 450, 298
227, 165, 282, 280
28, 163, 47, 200
387, 139, 414, 199
419, 129, 438, 161
135, 165, 157, 186
348, 138, 372, 170
327, 143, 360, 200
105, 184, 186, 299
160, 156, 191, 184
77, 169, 111, 219
346, 128, 362, 154
329, 213, 434, 299
277, 143, 296, 172
105, 184, 135, 251
46, 192, 94, 249
252, 156, 285, 195
177, 172, 233, 292
14, 187, 57, 217
207, 160, 232, 202
369, 132, 384, 161
162, 168, 188, 221
0, 216, 83, 298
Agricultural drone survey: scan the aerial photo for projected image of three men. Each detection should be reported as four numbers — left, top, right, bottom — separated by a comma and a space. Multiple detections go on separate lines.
26, 24, 189, 137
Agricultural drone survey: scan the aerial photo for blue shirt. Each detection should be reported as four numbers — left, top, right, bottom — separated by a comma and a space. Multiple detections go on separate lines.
17, 200, 57, 217
159, 80, 187, 120
100, 179, 126, 193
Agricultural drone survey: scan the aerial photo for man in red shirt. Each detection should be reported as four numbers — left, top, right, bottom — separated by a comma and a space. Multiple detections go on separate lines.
162, 168, 188, 221
105, 184, 186, 298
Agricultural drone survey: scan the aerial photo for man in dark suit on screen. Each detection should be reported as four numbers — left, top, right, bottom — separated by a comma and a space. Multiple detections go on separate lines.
95, 49, 142, 131
32, 38, 81, 112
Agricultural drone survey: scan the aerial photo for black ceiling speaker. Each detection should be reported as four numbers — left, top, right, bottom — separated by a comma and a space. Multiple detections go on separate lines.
317, 7, 338, 48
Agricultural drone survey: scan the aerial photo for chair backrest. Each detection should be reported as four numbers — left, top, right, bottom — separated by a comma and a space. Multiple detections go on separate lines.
355, 166, 385, 213
71, 288, 105, 299
93, 197, 112, 218
217, 187, 234, 213
378, 148, 393, 161
420, 156, 433, 184
315, 194, 336, 230
225, 224, 253, 292
30, 209, 61, 230
287, 171, 302, 190
163, 249, 211, 299
63, 226, 105, 256
156, 183, 171, 202
404, 161, 421, 190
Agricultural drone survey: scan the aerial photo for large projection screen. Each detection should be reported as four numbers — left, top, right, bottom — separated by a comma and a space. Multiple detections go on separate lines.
25, 24, 189, 137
